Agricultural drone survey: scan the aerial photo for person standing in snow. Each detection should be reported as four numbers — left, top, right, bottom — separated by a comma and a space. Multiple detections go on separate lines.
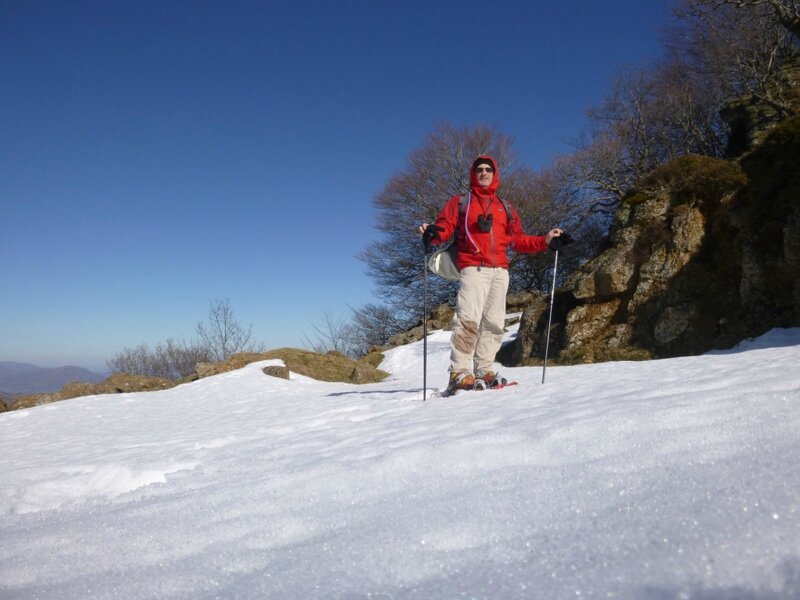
419, 155, 564, 394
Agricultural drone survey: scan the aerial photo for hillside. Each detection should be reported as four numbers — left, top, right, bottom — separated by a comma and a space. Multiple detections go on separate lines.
0, 362, 104, 397
1, 326, 799, 598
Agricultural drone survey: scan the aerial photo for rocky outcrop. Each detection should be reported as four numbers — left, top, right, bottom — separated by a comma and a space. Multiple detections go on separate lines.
512, 117, 800, 365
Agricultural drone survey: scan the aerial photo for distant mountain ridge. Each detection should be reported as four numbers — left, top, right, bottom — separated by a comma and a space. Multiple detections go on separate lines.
0, 362, 104, 397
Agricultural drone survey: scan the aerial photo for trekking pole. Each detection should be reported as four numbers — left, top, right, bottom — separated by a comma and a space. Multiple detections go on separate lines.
542, 249, 559, 384
422, 247, 430, 401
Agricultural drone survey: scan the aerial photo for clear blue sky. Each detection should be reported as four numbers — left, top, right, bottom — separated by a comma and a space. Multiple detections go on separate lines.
1, 0, 673, 372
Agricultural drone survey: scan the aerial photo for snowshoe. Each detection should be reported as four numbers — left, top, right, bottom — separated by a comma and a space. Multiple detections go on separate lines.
438, 371, 516, 397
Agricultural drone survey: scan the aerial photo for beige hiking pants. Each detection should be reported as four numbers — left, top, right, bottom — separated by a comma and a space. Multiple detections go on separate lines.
450, 266, 509, 375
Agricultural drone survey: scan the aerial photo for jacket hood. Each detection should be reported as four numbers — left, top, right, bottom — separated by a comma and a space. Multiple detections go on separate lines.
470, 155, 500, 196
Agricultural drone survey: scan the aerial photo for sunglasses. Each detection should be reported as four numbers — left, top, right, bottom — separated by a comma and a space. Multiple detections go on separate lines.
475, 167, 494, 173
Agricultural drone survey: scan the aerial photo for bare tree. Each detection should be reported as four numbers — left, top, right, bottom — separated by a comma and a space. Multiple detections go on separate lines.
559, 0, 799, 219
676, 0, 800, 110
159, 338, 212, 378
107, 344, 151, 377
108, 299, 262, 377
504, 163, 596, 291
302, 311, 354, 355
684, 0, 800, 40
345, 303, 410, 355
195, 299, 263, 362
565, 52, 729, 217
107, 338, 211, 379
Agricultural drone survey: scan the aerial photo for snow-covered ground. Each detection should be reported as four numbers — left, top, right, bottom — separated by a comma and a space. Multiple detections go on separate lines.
1, 326, 799, 599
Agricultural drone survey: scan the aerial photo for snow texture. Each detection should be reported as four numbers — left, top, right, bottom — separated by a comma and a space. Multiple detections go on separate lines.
1, 326, 799, 599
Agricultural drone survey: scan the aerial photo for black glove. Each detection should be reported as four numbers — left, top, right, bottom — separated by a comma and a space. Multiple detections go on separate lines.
422, 224, 444, 251
548, 231, 574, 252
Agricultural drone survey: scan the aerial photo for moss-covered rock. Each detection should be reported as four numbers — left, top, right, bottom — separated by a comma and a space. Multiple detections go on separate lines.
194, 348, 389, 385
260, 348, 389, 384
640, 154, 747, 208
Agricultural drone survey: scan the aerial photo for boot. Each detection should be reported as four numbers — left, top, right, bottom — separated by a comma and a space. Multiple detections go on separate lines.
446, 371, 476, 394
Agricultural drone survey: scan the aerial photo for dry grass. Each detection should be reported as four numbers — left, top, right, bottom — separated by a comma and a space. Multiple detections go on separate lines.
259, 348, 388, 384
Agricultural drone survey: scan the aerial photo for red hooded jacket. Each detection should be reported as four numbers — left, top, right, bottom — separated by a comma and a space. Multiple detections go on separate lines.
431, 155, 548, 270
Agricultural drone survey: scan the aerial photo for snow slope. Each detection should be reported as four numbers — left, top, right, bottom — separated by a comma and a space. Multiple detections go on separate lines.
1, 327, 799, 599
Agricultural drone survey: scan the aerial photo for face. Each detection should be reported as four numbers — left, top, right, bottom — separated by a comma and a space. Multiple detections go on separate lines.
474, 164, 494, 189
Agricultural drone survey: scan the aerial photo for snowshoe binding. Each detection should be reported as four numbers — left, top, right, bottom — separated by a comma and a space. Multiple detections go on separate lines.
476, 371, 508, 389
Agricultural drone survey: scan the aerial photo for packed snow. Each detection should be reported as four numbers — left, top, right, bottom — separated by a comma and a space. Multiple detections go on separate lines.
1, 325, 799, 599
